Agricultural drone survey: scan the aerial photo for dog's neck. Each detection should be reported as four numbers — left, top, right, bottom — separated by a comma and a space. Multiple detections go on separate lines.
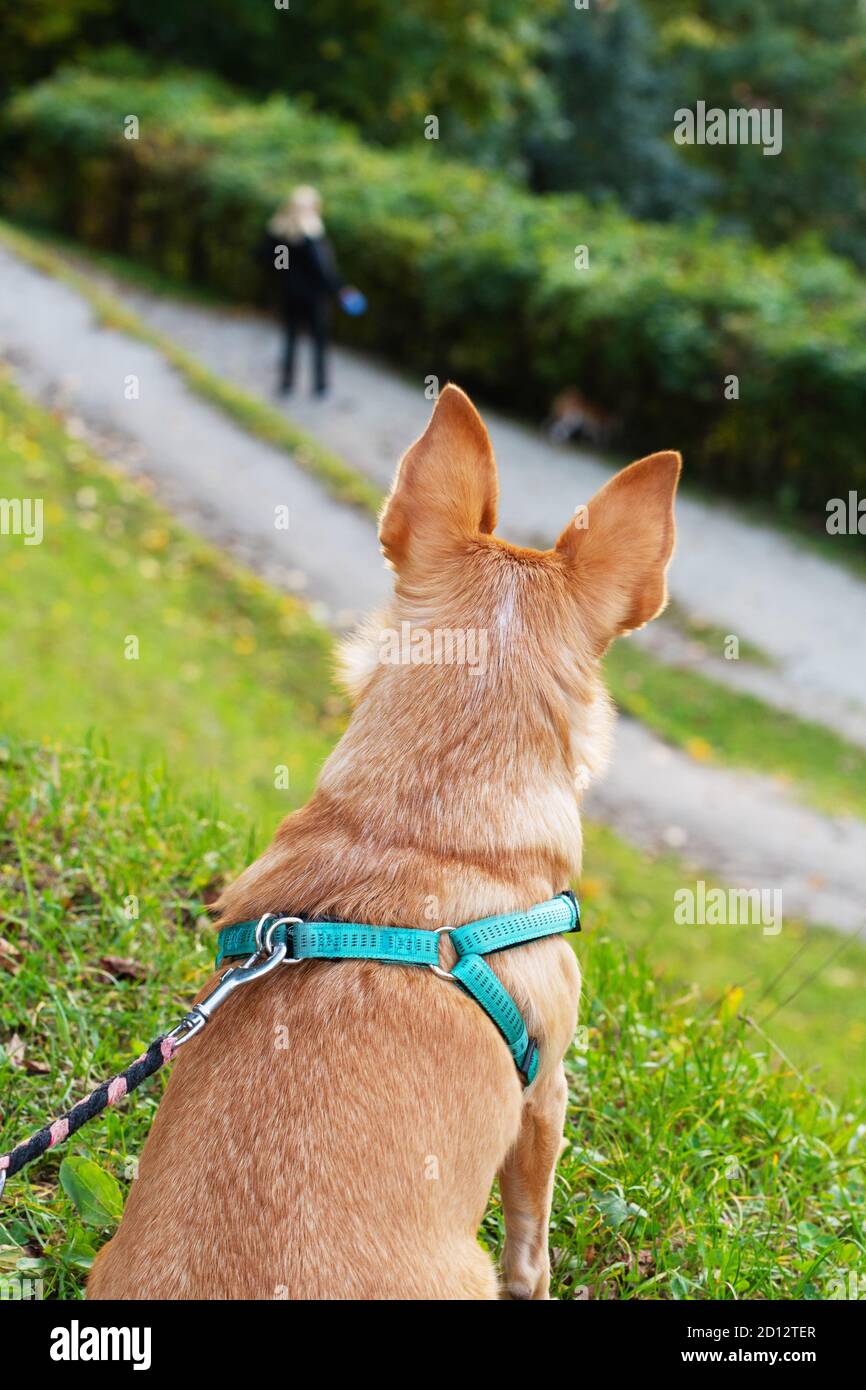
216, 597, 612, 929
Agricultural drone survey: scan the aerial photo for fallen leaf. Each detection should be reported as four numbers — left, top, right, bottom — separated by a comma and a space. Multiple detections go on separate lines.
579, 876, 606, 901
685, 736, 714, 762
4, 1034, 26, 1068
0, 938, 21, 973
98, 955, 147, 982
23, 1058, 51, 1075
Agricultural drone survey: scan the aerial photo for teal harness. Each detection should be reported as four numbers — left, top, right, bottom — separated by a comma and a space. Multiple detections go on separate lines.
216, 892, 580, 1085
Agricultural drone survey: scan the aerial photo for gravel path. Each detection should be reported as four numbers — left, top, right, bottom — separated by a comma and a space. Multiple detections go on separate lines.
0, 249, 391, 622
1, 244, 864, 933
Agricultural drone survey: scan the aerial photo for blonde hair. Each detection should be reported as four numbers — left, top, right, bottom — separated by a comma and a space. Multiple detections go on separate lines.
268, 185, 325, 243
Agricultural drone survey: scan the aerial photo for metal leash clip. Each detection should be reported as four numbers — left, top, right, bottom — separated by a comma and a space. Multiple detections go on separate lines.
166, 915, 302, 1049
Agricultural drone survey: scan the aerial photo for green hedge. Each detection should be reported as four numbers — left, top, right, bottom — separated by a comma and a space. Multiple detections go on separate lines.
4, 63, 866, 513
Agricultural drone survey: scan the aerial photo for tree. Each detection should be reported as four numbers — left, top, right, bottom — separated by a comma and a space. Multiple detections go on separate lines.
643, 0, 866, 261
525, 0, 713, 219
0, 0, 113, 90
39, 0, 557, 156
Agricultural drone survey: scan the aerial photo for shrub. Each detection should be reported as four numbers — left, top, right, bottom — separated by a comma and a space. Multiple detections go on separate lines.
4, 64, 866, 513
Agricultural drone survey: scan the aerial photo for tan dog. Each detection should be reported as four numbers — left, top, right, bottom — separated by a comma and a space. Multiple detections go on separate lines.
89, 385, 679, 1301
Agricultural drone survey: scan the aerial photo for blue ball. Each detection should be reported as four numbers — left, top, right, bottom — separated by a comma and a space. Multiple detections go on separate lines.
341, 289, 368, 316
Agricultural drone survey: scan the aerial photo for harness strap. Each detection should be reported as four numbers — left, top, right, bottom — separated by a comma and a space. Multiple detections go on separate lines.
216, 921, 439, 968
451, 954, 538, 1083
450, 891, 579, 957
215, 893, 581, 1086
293, 923, 438, 965
215, 918, 290, 964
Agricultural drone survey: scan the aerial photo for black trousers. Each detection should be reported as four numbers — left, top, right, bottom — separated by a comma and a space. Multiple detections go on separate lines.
280, 297, 329, 393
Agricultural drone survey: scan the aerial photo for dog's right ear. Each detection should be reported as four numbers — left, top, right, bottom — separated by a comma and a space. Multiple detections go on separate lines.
379, 384, 498, 585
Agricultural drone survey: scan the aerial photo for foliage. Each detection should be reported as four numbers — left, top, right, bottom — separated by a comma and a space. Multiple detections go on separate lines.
526, 0, 714, 219
0, 0, 112, 90
4, 65, 866, 514
2, 0, 558, 163
643, 0, 866, 265
5, 1, 866, 268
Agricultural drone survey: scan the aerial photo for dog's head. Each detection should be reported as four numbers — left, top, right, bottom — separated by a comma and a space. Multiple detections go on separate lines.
338, 383, 679, 806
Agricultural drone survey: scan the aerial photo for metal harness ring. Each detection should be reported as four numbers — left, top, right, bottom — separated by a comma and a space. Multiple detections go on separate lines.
255, 914, 304, 965
428, 925, 456, 982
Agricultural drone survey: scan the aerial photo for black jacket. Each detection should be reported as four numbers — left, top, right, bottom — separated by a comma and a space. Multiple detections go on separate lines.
258, 231, 343, 308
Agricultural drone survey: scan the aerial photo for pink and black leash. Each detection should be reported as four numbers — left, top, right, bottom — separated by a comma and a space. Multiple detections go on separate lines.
0, 924, 290, 1197
0, 1035, 177, 1195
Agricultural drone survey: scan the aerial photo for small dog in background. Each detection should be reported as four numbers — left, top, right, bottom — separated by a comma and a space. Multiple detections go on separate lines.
547, 388, 619, 448
88, 386, 679, 1301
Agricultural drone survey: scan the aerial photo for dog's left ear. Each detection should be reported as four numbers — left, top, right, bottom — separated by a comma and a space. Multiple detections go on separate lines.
379, 384, 498, 582
555, 450, 681, 646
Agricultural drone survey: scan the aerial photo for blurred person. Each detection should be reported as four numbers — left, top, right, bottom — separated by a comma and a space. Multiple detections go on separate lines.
260, 185, 362, 397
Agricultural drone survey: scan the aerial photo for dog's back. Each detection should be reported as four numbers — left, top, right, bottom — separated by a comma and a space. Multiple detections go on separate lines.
89, 385, 679, 1300
90, 941, 522, 1299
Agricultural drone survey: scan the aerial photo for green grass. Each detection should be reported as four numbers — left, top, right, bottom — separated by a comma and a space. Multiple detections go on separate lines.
1, 743, 863, 1301
0, 742, 248, 1298
578, 821, 866, 1099
663, 598, 777, 668
0, 369, 345, 831
508, 935, 866, 1301
605, 642, 866, 821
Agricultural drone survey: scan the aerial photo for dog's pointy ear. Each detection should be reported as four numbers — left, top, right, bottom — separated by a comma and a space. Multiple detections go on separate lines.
379, 384, 498, 580
555, 451, 681, 646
